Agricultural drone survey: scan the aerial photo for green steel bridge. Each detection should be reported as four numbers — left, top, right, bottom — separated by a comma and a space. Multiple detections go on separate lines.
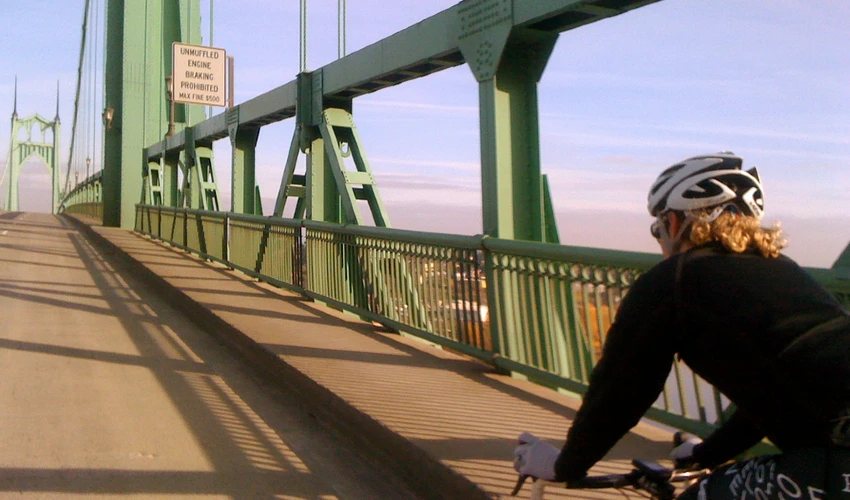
1, 1, 848, 497
36, 0, 850, 441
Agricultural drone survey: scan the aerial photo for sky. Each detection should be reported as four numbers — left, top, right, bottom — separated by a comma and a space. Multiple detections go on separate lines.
0, 0, 848, 268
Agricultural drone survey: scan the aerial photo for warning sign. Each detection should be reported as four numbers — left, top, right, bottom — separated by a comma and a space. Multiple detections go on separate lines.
172, 42, 227, 107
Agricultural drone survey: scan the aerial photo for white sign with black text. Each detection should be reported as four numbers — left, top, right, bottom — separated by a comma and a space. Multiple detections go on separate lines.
172, 42, 227, 107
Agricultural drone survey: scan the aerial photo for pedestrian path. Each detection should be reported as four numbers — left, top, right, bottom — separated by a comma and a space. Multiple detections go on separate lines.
0, 212, 418, 499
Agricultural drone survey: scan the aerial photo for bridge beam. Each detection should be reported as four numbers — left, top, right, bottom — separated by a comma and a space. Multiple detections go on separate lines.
306, 133, 343, 224
467, 26, 558, 241
163, 149, 180, 207
834, 244, 850, 269
227, 111, 261, 215
456, 3, 560, 370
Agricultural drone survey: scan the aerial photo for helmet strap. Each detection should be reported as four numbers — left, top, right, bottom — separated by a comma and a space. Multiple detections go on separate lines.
657, 211, 692, 256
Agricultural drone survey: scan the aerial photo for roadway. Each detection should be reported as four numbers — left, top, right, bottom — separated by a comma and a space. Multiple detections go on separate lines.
0, 211, 676, 499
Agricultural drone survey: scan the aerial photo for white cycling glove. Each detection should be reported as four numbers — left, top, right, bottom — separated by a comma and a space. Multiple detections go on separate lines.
670, 435, 702, 465
513, 432, 560, 481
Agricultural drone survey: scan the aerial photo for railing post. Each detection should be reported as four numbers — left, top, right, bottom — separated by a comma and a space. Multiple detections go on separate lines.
182, 209, 188, 248
224, 212, 231, 265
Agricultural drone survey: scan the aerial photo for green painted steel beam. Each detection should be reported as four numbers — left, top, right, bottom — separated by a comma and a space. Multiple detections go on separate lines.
146, 82, 297, 160
476, 28, 557, 240
239, 82, 298, 126
542, 174, 560, 243
318, 107, 391, 226
273, 126, 305, 218
163, 149, 180, 206
321, 0, 664, 98
307, 135, 342, 223
229, 121, 261, 214
513, 0, 663, 31
145, 0, 663, 157
834, 244, 850, 269
320, 11, 462, 99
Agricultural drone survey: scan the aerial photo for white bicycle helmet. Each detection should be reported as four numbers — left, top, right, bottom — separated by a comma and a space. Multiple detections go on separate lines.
647, 152, 765, 221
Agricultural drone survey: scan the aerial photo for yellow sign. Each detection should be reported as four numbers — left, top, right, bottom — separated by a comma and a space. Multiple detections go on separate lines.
172, 42, 227, 107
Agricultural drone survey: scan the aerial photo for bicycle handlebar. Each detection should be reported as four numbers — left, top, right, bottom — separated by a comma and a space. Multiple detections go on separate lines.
511, 459, 707, 499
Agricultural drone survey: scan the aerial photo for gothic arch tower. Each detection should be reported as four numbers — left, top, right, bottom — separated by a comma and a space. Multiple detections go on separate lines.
5, 80, 61, 213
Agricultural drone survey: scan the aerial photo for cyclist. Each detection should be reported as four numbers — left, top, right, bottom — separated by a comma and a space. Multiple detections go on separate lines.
514, 152, 850, 498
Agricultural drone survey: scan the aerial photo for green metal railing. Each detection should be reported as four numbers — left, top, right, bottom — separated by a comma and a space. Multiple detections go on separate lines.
63, 202, 103, 220
62, 172, 103, 221
135, 204, 850, 436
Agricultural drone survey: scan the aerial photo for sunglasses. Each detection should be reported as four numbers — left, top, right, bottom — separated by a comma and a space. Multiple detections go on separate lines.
650, 219, 662, 240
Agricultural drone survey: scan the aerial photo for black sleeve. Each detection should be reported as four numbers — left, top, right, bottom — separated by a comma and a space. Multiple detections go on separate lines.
554, 262, 678, 483
691, 409, 765, 468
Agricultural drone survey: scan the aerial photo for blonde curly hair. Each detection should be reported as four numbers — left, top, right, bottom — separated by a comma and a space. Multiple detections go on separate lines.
689, 211, 786, 258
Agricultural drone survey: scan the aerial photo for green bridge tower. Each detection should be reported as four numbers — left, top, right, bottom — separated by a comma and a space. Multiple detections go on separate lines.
102, 0, 209, 228
4, 80, 62, 213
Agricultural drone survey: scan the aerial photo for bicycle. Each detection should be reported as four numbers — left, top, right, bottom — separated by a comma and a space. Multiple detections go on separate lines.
511, 458, 708, 499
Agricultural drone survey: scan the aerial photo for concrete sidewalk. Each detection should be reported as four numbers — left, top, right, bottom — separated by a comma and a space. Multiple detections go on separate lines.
71, 214, 676, 499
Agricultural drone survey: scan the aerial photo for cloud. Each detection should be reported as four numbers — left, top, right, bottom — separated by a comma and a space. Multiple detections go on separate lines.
357, 99, 477, 116
542, 68, 848, 98
540, 113, 850, 148
541, 130, 727, 152
370, 157, 479, 172
376, 176, 470, 193
375, 173, 480, 208
542, 71, 751, 93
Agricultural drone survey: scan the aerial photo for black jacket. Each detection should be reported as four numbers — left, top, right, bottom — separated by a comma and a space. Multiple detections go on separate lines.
555, 243, 850, 482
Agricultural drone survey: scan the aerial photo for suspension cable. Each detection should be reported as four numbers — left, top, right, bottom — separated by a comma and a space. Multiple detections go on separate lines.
84, 7, 91, 182
88, 1, 99, 179
91, 0, 101, 179
65, 0, 93, 194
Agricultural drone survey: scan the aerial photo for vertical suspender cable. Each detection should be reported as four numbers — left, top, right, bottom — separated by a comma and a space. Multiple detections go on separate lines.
208, 0, 214, 119
65, 0, 93, 194
85, 0, 93, 181
300, 0, 307, 72
86, 0, 93, 180
209, 0, 214, 49
159, 0, 165, 140
91, 0, 101, 177
338, 0, 345, 59
142, 0, 149, 163
84, 0, 90, 184
100, 0, 107, 180
82, 27, 87, 183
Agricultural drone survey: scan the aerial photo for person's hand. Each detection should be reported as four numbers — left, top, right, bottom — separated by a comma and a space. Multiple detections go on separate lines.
670, 433, 702, 469
513, 432, 559, 481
